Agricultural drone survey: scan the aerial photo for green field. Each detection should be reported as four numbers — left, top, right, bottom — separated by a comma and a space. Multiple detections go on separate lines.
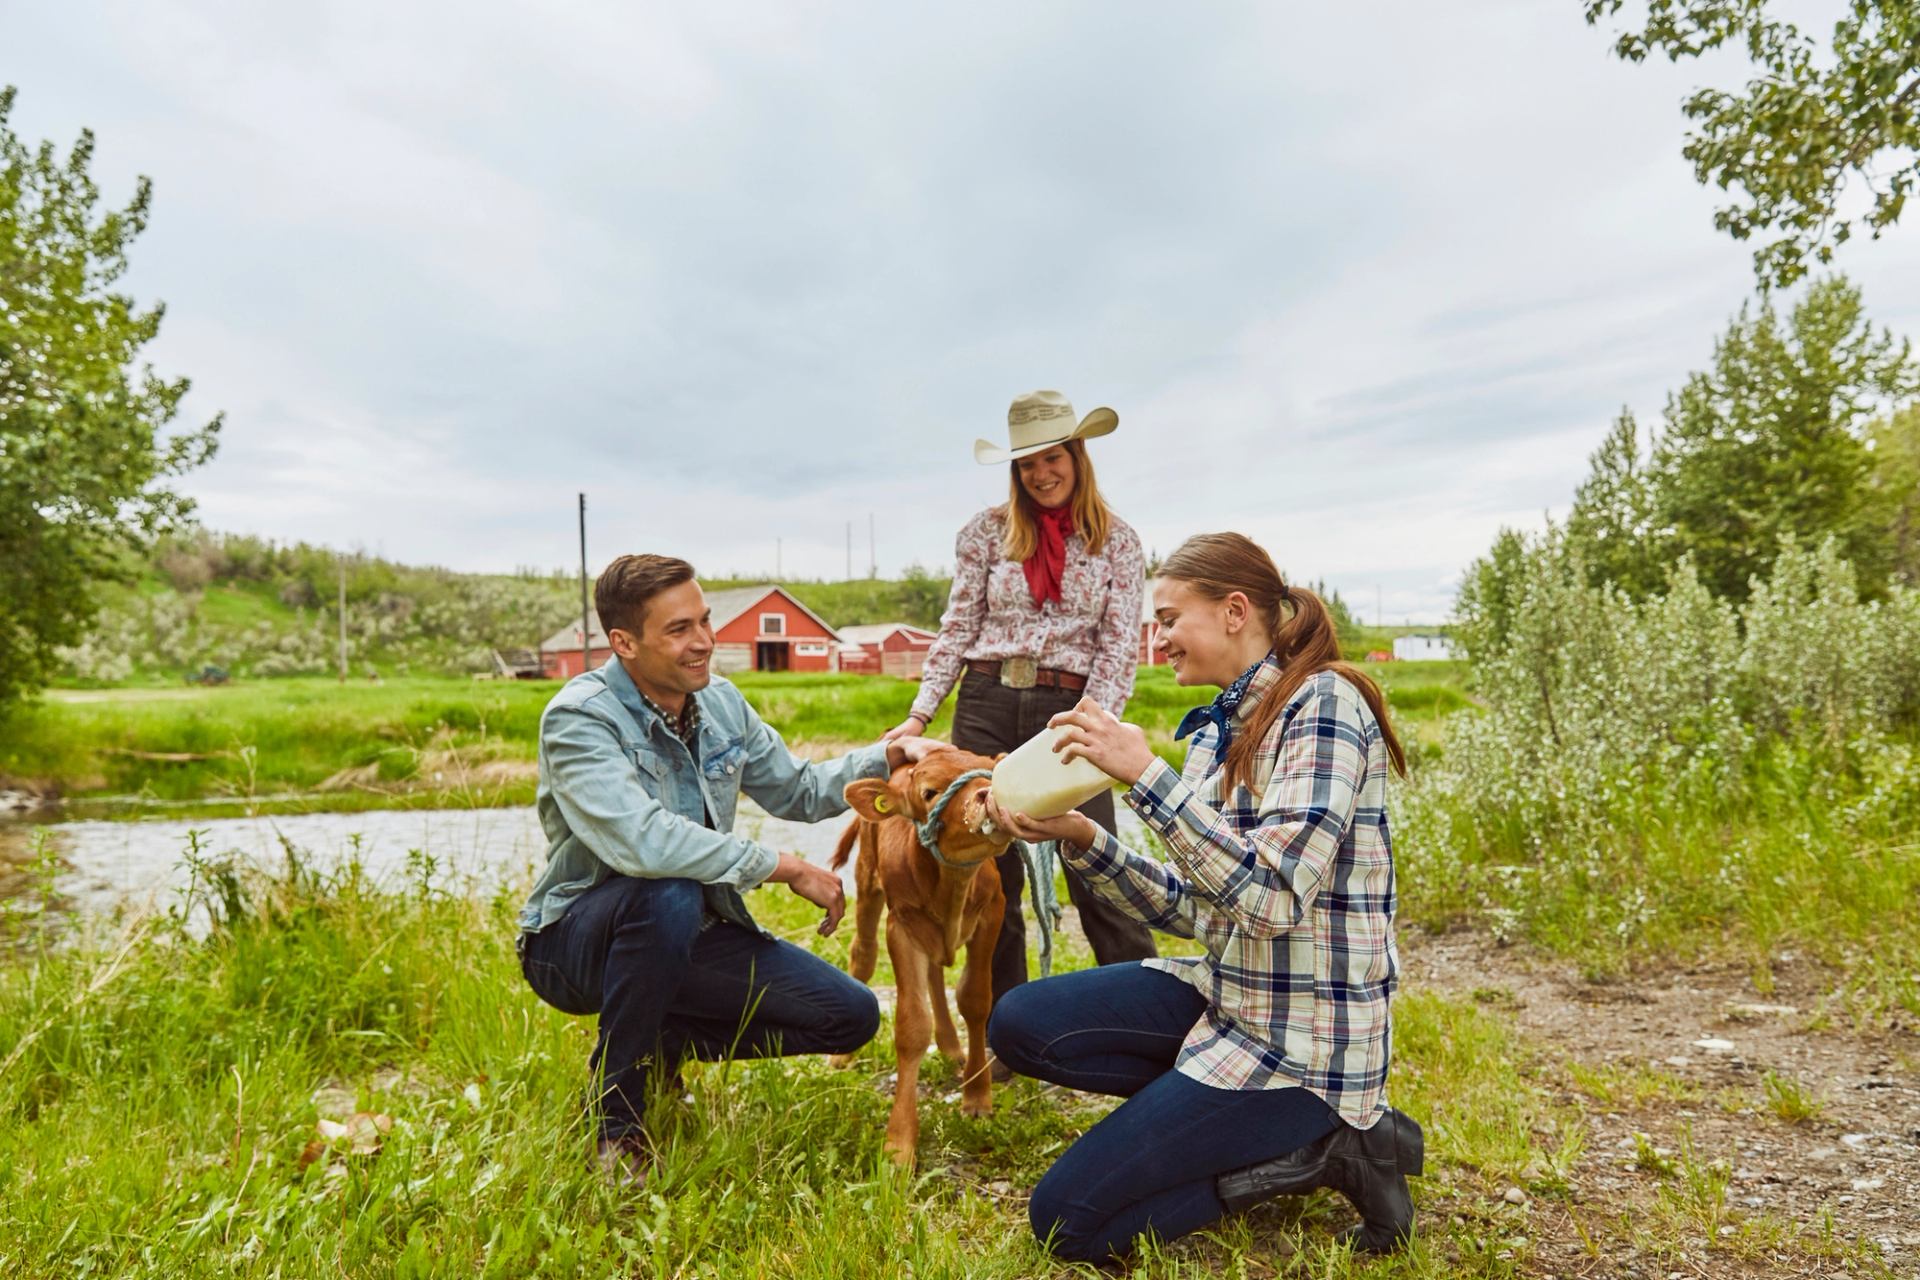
0, 663, 1468, 819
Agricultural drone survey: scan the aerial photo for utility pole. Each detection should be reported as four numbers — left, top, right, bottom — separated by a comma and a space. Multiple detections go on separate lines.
337, 553, 348, 683
845, 521, 852, 580
868, 512, 875, 578
578, 493, 591, 676
776, 537, 783, 578
1376, 584, 1383, 628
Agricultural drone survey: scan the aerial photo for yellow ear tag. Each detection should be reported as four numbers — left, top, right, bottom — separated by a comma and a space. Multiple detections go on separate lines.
872, 795, 892, 814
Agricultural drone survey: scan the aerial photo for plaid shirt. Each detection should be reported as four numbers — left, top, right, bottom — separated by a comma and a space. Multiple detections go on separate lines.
635, 687, 720, 929
1068, 657, 1399, 1128
635, 688, 701, 755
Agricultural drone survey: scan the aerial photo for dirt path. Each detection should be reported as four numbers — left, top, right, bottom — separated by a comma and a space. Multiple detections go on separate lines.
1410, 934, 1920, 1277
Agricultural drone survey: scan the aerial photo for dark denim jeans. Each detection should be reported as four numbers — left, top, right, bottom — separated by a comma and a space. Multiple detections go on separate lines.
948, 668, 1157, 999
520, 874, 880, 1140
988, 962, 1339, 1262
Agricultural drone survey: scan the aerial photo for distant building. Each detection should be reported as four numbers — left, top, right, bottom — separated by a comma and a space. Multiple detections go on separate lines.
491, 648, 545, 680
539, 584, 843, 679
1391, 633, 1456, 662
1139, 577, 1168, 665
837, 623, 937, 678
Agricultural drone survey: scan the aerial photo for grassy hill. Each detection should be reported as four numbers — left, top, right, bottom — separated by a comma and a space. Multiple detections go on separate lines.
55, 530, 1439, 684
54, 532, 966, 685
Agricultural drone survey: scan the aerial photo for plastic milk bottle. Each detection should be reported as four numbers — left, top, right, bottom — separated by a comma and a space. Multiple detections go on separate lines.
989, 725, 1114, 819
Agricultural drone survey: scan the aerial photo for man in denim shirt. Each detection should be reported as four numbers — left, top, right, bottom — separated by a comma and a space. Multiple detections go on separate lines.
518, 554, 949, 1186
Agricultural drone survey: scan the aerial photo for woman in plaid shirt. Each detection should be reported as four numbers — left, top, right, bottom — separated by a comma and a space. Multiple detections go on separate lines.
985, 532, 1424, 1262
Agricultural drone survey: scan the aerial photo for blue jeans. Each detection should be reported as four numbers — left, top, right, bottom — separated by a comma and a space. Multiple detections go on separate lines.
988, 962, 1339, 1262
520, 874, 880, 1140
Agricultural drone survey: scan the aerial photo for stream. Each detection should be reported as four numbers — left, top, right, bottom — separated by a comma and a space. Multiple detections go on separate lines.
0, 796, 1155, 919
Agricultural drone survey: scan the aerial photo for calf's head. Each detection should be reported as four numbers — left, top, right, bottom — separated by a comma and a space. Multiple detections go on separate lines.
844, 749, 1012, 866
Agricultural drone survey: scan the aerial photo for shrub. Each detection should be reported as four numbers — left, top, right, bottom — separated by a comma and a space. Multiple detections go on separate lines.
1404, 532, 1920, 1006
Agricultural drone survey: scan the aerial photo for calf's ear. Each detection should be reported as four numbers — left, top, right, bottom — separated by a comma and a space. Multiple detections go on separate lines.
844, 777, 900, 823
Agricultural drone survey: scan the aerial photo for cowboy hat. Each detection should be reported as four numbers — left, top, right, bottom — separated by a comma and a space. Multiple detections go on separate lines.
973, 390, 1119, 465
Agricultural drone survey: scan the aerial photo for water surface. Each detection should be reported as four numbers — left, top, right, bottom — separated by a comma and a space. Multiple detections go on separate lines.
2, 798, 1154, 918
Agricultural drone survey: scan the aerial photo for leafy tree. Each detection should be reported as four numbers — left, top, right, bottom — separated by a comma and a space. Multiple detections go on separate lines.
1302, 578, 1359, 634
1566, 409, 1663, 595
1454, 526, 1533, 661
1583, 1, 1920, 287
1867, 403, 1920, 585
0, 87, 220, 710
897, 562, 951, 628
1650, 277, 1916, 597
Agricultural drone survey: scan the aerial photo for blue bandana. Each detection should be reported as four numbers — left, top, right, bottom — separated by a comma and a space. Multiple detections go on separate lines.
1174, 652, 1272, 746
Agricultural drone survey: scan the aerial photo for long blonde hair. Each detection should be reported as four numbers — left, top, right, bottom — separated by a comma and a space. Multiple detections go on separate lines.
1160, 532, 1407, 796
999, 439, 1112, 560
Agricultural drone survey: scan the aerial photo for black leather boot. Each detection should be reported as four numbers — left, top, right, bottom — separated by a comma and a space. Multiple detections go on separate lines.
1215, 1108, 1424, 1254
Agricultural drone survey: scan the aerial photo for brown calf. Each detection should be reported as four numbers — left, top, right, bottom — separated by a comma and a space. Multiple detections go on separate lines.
831, 750, 1011, 1163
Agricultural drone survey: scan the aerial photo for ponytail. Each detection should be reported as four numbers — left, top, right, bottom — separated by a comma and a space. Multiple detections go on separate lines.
1160, 533, 1407, 800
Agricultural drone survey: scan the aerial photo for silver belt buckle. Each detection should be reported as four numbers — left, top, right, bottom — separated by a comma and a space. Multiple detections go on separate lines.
1000, 656, 1038, 689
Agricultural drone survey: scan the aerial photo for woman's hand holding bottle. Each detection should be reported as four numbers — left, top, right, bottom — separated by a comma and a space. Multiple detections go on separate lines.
1047, 697, 1156, 786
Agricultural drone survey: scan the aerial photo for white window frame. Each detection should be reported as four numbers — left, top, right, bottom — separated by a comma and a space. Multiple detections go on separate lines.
759, 612, 785, 636
794, 640, 828, 657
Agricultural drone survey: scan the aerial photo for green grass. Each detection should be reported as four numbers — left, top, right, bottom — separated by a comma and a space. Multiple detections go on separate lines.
0, 679, 557, 811
194, 581, 293, 630
1564, 1061, 1703, 1110
0, 664, 1463, 818
1400, 735, 1920, 1020
1759, 1071, 1824, 1124
4, 838, 1879, 1278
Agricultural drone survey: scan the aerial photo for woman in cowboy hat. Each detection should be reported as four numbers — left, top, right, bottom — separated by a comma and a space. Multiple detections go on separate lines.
884, 390, 1157, 1018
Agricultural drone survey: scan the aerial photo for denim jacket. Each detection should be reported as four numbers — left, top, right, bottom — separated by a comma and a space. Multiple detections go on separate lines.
517, 658, 890, 935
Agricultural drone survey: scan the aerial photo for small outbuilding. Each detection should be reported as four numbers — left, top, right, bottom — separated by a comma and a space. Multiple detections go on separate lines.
1391, 633, 1456, 662
836, 623, 937, 678
491, 648, 545, 680
539, 584, 843, 679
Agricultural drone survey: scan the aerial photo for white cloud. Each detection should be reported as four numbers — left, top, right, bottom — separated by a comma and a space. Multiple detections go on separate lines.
11, 0, 1920, 623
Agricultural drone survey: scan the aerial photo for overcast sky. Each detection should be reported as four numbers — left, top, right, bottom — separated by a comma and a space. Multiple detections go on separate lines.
13, 1, 1920, 622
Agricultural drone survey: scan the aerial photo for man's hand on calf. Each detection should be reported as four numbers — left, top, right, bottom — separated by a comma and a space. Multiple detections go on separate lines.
884, 734, 953, 769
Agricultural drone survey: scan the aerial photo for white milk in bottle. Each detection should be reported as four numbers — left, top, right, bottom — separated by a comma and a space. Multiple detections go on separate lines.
989, 725, 1114, 819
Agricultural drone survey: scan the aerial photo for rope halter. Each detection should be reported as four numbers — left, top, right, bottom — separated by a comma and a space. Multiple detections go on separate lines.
886, 764, 1066, 978
912, 768, 998, 868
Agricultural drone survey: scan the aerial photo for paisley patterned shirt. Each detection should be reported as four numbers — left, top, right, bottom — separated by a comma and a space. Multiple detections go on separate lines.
910, 505, 1145, 722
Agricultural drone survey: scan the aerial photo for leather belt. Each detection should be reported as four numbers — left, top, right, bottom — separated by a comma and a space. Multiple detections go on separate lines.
966, 658, 1088, 693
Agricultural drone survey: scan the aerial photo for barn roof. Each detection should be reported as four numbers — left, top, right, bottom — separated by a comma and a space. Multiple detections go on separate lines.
705, 585, 843, 641
492, 648, 543, 677
539, 583, 843, 652
837, 622, 937, 646
538, 614, 606, 654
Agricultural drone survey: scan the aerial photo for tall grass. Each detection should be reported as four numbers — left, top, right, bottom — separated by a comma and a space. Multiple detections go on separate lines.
0, 844, 1594, 1279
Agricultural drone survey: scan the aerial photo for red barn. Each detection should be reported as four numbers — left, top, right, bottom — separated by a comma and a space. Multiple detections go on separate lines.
539, 584, 843, 679
836, 623, 937, 678
1138, 577, 1169, 665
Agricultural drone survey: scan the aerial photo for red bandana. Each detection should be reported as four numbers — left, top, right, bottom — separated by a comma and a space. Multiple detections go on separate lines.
1022, 505, 1075, 608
